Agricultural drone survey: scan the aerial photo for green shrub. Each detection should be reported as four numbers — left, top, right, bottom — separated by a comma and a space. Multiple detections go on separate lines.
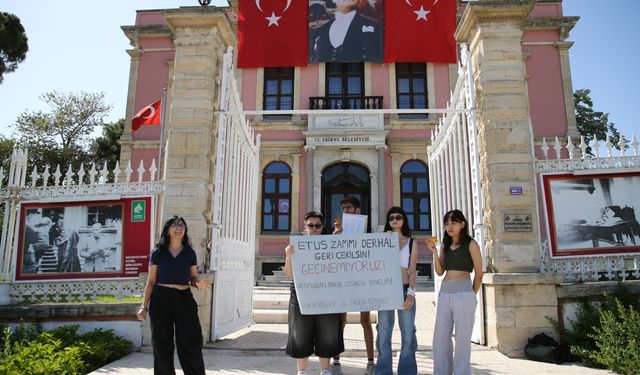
0, 333, 87, 375
551, 282, 640, 370
79, 329, 132, 373
0, 324, 132, 375
580, 299, 640, 375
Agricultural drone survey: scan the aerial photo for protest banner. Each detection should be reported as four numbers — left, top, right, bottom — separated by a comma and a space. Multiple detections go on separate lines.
290, 232, 404, 314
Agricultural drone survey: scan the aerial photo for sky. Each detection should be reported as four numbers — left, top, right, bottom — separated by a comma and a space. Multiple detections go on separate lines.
0, 0, 638, 140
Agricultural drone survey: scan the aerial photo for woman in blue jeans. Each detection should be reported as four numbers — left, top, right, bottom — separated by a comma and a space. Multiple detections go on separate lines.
376, 207, 418, 375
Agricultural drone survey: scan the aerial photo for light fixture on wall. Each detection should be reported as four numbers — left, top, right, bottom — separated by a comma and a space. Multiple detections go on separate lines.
197, 0, 212, 5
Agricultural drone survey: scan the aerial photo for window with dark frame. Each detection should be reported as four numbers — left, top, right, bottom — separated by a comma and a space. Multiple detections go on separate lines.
326, 62, 364, 109
263, 67, 294, 119
396, 62, 428, 118
400, 160, 431, 231
261, 161, 292, 232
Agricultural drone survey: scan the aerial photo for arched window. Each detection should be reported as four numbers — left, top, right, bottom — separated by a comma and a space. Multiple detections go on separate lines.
262, 162, 292, 232
400, 160, 430, 231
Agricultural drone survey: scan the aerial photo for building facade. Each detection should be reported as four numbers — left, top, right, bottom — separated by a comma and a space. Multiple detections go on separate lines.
118, 0, 584, 354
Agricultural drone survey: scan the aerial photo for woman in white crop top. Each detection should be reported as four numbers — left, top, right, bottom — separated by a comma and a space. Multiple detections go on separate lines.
375, 207, 418, 375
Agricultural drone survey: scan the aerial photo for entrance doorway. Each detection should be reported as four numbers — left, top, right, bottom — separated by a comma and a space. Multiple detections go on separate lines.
321, 162, 371, 233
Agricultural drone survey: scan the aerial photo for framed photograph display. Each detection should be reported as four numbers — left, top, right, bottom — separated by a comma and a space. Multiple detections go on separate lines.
542, 172, 640, 257
16, 197, 153, 280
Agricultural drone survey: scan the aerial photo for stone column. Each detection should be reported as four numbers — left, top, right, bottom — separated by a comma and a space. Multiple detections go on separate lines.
456, 0, 557, 357
304, 146, 315, 211
290, 153, 302, 233
456, 0, 540, 273
376, 145, 387, 227
159, 8, 235, 341
117, 49, 142, 168
161, 8, 233, 262
556, 41, 579, 140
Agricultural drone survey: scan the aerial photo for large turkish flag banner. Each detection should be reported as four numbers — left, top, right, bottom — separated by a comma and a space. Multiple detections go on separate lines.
238, 0, 308, 68
384, 0, 457, 63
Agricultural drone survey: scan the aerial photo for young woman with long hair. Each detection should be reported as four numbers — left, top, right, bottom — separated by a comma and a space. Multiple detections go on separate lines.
428, 209, 483, 375
376, 206, 418, 375
137, 215, 210, 375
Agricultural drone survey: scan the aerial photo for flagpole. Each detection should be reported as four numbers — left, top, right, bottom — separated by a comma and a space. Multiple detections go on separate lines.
157, 88, 167, 181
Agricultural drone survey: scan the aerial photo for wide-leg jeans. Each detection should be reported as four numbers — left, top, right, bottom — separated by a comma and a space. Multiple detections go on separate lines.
375, 301, 417, 375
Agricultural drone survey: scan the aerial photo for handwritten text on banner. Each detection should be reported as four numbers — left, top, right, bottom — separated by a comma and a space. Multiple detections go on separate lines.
290, 233, 404, 314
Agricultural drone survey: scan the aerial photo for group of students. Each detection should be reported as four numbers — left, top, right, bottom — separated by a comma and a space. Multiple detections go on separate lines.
284, 197, 483, 375
134, 201, 482, 375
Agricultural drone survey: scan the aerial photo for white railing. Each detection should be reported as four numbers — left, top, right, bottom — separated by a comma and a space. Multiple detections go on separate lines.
427, 43, 485, 259
536, 133, 640, 282
536, 134, 640, 173
0, 149, 163, 302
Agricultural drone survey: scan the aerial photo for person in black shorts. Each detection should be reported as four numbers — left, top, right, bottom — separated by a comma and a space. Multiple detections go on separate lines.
284, 211, 344, 375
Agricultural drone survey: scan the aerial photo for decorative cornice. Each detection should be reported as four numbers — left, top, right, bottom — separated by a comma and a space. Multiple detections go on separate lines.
523, 16, 579, 39
163, 7, 236, 45
456, 0, 535, 43
121, 25, 172, 48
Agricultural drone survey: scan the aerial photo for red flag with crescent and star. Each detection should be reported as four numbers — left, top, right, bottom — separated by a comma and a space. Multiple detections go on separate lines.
238, 0, 308, 68
384, 0, 457, 63
131, 99, 161, 131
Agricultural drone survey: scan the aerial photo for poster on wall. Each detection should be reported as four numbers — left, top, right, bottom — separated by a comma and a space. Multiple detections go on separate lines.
15, 197, 153, 280
308, 0, 383, 63
543, 173, 640, 257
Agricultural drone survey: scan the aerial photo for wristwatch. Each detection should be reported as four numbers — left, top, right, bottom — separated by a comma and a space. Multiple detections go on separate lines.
406, 287, 416, 296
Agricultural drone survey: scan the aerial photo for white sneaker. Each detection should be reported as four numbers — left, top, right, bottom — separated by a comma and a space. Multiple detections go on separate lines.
330, 363, 343, 375
364, 363, 376, 375
297, 371, 306, 375
320, 371, 332, 375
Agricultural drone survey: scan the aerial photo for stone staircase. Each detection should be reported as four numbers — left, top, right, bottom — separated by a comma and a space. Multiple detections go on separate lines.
252, 286, 378, 324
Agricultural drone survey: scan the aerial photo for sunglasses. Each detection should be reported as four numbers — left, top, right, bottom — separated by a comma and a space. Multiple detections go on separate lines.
306, 223, 323, 229
170, 222, 186, 229
388, 214, 404, 222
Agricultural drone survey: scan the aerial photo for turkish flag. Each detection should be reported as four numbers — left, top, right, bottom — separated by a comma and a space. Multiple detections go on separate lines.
384, 0, 457, 63
131, 99, 161, 131
238, 0, 307, 68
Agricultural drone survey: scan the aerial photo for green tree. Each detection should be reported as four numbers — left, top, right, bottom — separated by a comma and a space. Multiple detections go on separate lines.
574, 89, 626, 156
0, 12, 28, 84
91, 118, 124, 170
12, 91, 112, 176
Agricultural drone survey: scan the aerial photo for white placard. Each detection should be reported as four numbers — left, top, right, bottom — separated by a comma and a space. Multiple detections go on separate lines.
341, 213, 367, 234
290, 232, 404, 314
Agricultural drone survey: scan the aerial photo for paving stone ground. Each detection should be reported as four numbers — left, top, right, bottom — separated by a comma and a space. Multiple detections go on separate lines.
90, 287, 614, 375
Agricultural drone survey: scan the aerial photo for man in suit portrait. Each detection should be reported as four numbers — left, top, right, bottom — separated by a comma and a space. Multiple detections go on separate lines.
309, 0, 382, 63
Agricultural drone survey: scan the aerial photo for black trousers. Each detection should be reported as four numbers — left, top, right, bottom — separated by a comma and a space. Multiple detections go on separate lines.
149, 285, 205, 375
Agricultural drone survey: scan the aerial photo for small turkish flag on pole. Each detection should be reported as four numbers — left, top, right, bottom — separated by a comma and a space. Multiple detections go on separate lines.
131, 99, 161, 131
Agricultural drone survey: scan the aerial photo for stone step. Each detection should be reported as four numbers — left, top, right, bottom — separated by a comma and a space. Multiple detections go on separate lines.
262, 274, 290, 283
256, 280, 291, 288
253, 309, 378, 324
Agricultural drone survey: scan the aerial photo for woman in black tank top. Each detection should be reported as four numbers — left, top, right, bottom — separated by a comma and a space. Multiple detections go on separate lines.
427, 209, 483, 375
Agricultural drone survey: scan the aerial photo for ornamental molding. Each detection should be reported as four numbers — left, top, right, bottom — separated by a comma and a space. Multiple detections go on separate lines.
523, 16, 579, 30
456, 0, 534, 42
122, 25, 173, 48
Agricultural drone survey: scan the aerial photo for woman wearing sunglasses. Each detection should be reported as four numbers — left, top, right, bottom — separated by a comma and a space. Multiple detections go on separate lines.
137, 215, 211, 375
376, 207, 418, 375
284, 211, 344, 375
428, 209, 483, 375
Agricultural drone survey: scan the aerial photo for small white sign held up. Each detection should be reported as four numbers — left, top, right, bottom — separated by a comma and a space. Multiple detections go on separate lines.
290, 232, 404, 314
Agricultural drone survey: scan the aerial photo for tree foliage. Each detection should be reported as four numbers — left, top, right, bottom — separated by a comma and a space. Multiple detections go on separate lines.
574, 89, 626, 155
91, 119, 124, 170
0, 12, 28, 84
12, 91, 113, 174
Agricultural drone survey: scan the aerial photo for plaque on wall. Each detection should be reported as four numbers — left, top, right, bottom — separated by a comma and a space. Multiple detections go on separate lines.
504, 214, 533, 232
